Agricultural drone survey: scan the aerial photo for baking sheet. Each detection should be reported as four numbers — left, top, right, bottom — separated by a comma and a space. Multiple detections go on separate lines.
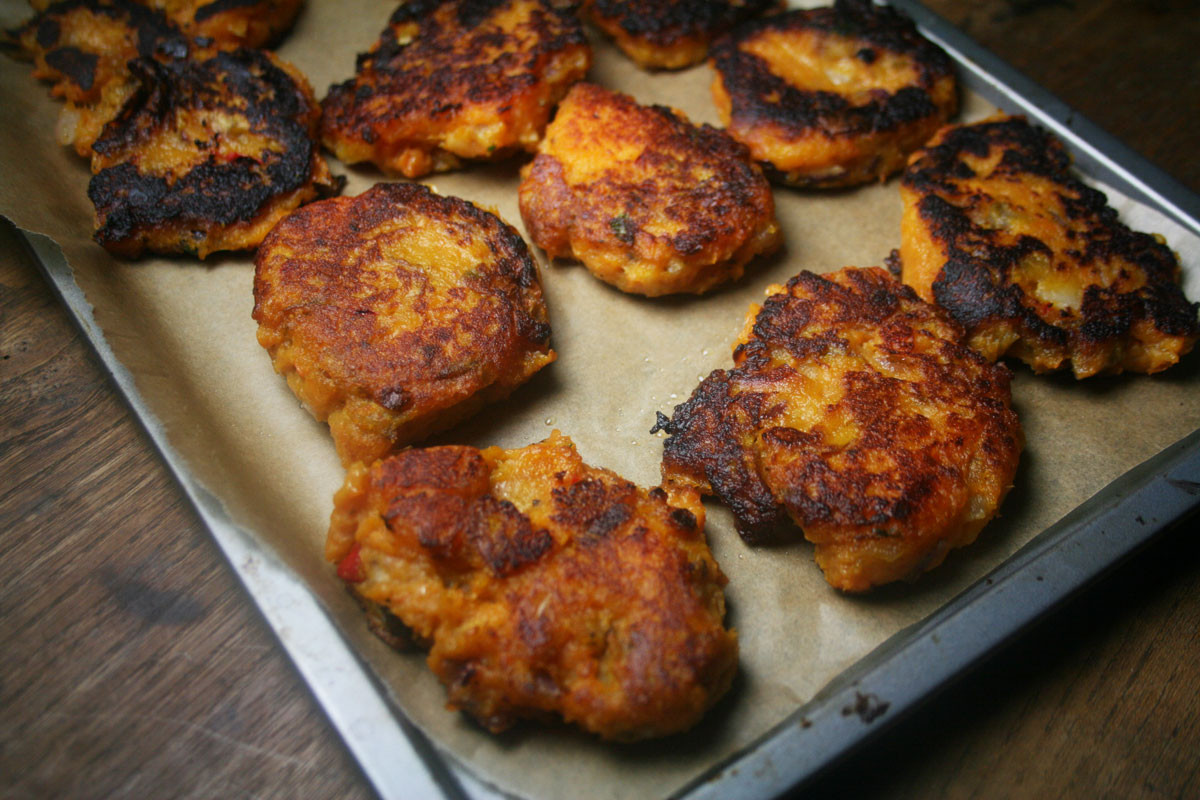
2, 1, 1199, 798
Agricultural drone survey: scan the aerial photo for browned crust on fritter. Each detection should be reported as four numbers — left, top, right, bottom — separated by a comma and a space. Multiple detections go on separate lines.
85, 46, 335, 258
658, 267, 1022, 591
518, 82, 781, 296
320, 0, 591, 178
9, 0, 188, 104
900, 115, 1200, 377
148, 0, 303, 48
326, 432, 737, 740
252, 182, 556, 466
709, 0, 957, 187
585, 0, 780, 70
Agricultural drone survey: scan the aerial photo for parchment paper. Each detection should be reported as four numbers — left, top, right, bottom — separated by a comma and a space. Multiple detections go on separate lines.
2, 1, 1198, 798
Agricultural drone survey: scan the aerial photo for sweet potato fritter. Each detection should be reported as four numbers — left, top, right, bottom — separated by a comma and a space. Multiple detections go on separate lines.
253, 182, 556, 467
710, 0, 957, 188
9, 0, 188, 104
85, 46, 335, 258
657, 267, 1022, 592
320, 0, 591, 178
900, 115, 1200, 377
141, 0, 302, 48
326, 431, 738, 740
27, 0, 302, 48
584, 0, 779, 70
518, 82, 781, 296
7, 0, 193, 156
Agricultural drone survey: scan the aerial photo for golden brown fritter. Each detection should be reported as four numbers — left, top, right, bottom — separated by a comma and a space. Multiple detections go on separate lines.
326, 431, 738, 740
584, 0, 779, 70
253, 182, 556, 467
9, 0, 188, 105
85, 46, 336, 257
28, 0, 302, 48
320, 0, 591, 179
657, 267, 1022, 592
710, 0, 957, 188
900, 115, 1200, 378
518, 82, 781, 296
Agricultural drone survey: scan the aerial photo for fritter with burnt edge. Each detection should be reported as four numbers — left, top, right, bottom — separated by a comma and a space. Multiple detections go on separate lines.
86, 46, 336, 257
9, 0, 187, 104
710, 0, 957, 187
27, 0, 302, 48
253, 183, 556, 467
518, 82, 781, 296
900, 115, 1199, 377
326, 431, 738, 740
320, 0, 591, 178
141, 0, 302, 48
657, 267, 1022, 592
7, 0, 192, 156
585, 0, 779, 70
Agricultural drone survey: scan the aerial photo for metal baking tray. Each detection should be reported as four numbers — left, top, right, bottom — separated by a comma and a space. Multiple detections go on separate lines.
19, 1, 1200, 798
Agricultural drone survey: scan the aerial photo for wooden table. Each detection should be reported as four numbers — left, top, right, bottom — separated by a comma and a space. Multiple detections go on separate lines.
2, 2, 1198, 797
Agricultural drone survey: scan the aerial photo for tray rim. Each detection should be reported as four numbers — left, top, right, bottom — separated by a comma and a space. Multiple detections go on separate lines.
15, 2, 1200, 798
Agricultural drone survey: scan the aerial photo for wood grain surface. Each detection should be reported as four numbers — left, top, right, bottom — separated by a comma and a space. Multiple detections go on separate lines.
1, 1, 1197, 798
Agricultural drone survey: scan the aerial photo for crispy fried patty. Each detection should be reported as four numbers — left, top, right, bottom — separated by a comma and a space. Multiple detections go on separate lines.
10, 0, 188, 104
320, 0, 591, 178
657, 267, 1022, 592
710, 0, 957, 187
86, 46, 335, 257
326, 431, 738, 739
253, 182, 556, 467
585, 0, 779, 70
900, 115, 1200, 377
28, 0, 302, 47
518, 82, 781, 296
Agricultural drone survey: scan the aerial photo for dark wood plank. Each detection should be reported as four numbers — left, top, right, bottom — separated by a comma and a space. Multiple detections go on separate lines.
919, 0, 1200, 194
0, 224, 371, 799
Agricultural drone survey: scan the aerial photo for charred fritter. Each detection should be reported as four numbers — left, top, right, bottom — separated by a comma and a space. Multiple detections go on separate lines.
326, 431, 738, 739
85, 46, 335, 257
7, 0, 191, 156
27, 0, 302, 48
710, 0, 957, 188
320, 0, 591, 179
657, 267, 1022, 592
253, 182, 556, 467
57, 75, 143, 156
141, 0, 302, 48
901, 116, 1200, 378
9, 0, 187, 104
584, 0, 779, 70
518, 82, 781, 296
